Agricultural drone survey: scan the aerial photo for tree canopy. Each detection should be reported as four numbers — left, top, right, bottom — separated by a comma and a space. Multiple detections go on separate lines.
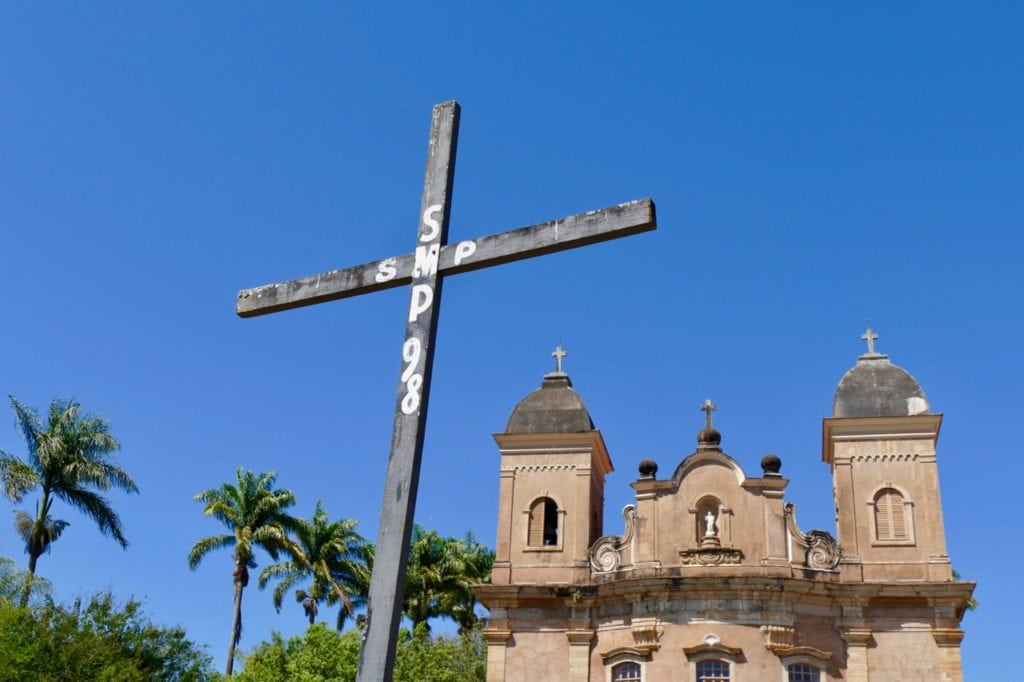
0, 591, 216, 681
0, 397, 138, 604
235, 622, 485, 682
189, 467, 298, 676
258, 500, 370, 629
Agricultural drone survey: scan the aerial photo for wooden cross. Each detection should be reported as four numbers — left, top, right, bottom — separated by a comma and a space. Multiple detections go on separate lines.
862, 325, 879, 354
551, 344, 568, 375
236, 101, 656, 681
701, 398, 717, 428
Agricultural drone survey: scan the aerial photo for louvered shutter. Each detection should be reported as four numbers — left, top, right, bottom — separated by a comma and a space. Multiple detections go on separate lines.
889, 492, 908, 539
875, 489, 907, 541
875, 491, 892, 540
528, 499, 545, 546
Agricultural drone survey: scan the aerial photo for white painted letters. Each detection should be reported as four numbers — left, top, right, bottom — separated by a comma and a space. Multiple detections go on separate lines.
420, 204, 443, 242
453, 240, 477, 266
408, 284, 433, 322
401, 338, 422, 382
412, 244, 440, 277
374, 257, 398, 283
400, 337, 424, 415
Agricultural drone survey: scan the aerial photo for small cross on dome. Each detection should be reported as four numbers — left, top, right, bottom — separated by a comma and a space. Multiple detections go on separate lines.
701, 399, 717, 428
551, 344, 567, 375
862, 324, 879, 355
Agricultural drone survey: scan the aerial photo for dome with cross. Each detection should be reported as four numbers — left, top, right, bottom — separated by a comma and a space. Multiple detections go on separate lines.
505, 345, 596, 434
833, 327, 929, 418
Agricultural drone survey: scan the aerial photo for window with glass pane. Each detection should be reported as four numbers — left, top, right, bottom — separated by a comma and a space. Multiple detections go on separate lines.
611, 661, 641, 681
696, 659, 730, 682
788, 663, 818, 682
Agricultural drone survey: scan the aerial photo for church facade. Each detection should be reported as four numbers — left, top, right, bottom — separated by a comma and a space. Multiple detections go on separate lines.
475, 333, 972, 682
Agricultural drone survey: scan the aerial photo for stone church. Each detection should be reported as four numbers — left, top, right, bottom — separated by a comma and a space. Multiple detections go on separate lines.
475, 331, 972, 682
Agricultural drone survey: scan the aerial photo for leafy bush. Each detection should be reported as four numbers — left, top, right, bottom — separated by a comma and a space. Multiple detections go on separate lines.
236, 622, 486, 682
0, 591, 216, 681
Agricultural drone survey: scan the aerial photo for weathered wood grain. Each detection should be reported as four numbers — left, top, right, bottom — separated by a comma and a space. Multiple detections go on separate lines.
355, 101, 457, 682
236, 198, 655, 317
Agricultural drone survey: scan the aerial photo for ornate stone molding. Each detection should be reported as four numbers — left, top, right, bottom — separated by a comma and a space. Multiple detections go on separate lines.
841, 629, 873, 647
785, 503, 843, 569
932, 628, 965, 648
760, 625, 794, 653
683, 639, 743, 659
599, 646, 654, 663
589, 505, 637, 573
514, 463, 578, 473
775, 646, 833, 662
482, 629, 513, 644
849, 453, 919, 463
679, 546, 744, 565
631, 621, 662, 653
566, 629, 596, 645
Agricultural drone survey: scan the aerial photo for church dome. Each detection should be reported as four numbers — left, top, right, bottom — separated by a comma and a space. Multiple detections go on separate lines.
505, 347, 595, 434
833, 329, 929, 418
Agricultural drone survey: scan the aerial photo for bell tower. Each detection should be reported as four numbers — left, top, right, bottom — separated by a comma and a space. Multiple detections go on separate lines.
490, 346, 613, 585
823, 328, 951, 581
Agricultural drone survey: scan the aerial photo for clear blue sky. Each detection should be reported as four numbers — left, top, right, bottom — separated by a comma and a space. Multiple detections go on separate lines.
1, 3, 1019, 678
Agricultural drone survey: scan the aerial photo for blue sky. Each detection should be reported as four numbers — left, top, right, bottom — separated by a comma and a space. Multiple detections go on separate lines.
1, 3, 1020, 678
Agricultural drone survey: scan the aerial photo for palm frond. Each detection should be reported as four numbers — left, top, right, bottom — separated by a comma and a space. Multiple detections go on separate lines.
0, 452, 39, 502
56, 486, 128, 548
187, 534, 236, 569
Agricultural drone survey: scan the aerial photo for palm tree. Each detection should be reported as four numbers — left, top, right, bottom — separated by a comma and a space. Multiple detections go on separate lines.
402, 525, 449, 628
402, 526, 493, 630
258, 500, 370, 629
0, 397, 137, 605
188, 468, 297, 676
439, 532, 494, 633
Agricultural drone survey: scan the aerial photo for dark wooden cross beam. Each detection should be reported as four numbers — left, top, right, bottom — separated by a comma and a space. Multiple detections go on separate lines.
236, 101, 656, 681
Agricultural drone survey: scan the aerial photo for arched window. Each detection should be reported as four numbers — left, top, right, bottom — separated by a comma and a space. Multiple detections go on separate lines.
696, 659, 730, 681
528, 497, 559, 547
788, 663, 819, 682
874, 488, 908, 541
611, 661, 642, 681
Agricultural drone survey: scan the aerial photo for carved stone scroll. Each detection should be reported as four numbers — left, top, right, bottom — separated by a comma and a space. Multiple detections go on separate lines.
589, 505, 637, 573
679, 547, 744, 565
785, 503, 842, 570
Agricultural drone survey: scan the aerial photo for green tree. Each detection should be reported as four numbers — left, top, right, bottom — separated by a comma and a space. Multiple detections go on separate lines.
189, 468, 297, 677
437, 532, 494, 633
0, 591, 215, 681
403, 526, 493, 630
258, 500, 370, 629
0, 397, 138, 604
0, 556, 52, 606
235, 622, 486, 682
235, 623, 361, 681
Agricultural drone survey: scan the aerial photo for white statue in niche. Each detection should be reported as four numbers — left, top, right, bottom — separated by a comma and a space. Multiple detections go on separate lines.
704, 510, 717, 537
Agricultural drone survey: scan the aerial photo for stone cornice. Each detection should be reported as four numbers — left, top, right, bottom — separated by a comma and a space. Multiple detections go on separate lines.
481, 629, 513, 643
822, 413, 942, 465
932, 628, 965, 647
599, 646, 654, 662
566, 629, 595, 644
494, 430, 613, 477
475, 575, 976, 618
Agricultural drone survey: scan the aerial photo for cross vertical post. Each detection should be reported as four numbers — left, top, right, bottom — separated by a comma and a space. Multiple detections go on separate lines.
701, 398, 717, 428
356, 101, 459, 681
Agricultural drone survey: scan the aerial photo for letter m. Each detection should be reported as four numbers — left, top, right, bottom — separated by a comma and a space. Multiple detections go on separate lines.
412, 244, 440, 278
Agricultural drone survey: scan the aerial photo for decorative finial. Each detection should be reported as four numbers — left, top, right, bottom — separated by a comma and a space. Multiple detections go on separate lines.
701, 399, 717, 428
861, 323, 879, 355
552, 344, 567, 375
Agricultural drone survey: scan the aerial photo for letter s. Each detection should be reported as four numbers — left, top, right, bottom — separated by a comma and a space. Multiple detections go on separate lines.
420, 204, 443, 243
